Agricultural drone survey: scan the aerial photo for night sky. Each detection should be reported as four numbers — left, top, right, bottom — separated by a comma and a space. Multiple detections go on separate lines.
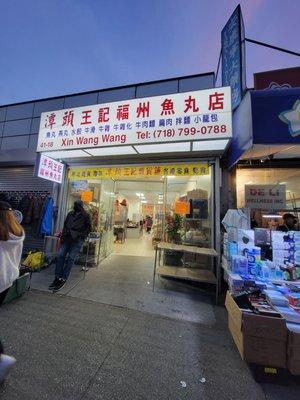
1, 0, 299, 104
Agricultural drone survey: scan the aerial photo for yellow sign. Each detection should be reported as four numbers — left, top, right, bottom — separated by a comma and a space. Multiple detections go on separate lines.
174, 201, 190, 215
68, 163, 209, 180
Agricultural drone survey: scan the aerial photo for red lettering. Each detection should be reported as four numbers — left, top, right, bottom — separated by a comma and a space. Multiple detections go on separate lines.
81, 110, 92, 125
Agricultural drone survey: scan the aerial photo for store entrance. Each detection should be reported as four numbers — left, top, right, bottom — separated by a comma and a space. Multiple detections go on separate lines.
113, 178, 164, 257
66, 163, 214, 271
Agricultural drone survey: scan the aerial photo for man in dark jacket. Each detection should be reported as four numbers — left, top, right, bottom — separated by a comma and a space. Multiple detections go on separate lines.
49, 200, 91, 291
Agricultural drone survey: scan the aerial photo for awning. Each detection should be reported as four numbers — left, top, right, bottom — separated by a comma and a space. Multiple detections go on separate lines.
228, 88, 300, 168
42, 139, 231, 162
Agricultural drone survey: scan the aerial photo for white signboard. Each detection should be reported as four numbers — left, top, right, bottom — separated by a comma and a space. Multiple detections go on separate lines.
245, 185, 286, 210
37, 87, 232, 152
37, 154, 64, 183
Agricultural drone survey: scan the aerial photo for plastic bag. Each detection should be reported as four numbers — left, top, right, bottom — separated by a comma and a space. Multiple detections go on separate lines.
22, 251, 44, 269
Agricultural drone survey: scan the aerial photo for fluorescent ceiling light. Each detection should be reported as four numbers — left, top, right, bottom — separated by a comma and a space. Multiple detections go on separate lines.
86, 146, 136, 156
168, 176, 175, 179
262, 213, 282, 219
158, 201, 163, 204
279, 182, 287, 185
193, 139, 229, 151
246, 181, 253, 185
135, 142, 190, 154
141, 200, 147, 203
43, 150, 91, 159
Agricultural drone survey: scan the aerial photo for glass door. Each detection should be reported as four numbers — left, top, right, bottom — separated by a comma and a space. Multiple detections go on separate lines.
98, 178, 115, 259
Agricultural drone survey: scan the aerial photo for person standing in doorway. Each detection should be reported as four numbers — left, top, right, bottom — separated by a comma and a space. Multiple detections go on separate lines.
49, 200, 91, 291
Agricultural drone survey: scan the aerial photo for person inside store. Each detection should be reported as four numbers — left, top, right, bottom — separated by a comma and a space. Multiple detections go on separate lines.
49, 200, 91, 292
145, 215, 153, 234
277, 213, 298, 232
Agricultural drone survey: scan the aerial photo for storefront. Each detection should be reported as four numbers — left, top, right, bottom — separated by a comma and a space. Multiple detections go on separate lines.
228, 87, 300, 228
222, 85, 300, 376
36, 85, 232, 298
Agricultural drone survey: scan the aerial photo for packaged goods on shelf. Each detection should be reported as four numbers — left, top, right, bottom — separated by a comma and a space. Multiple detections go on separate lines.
238, 229, 255, 255
287, 293, 300, 309
264, 290, 289, 307
276, 306, 300, 324
187, 188, 208, 200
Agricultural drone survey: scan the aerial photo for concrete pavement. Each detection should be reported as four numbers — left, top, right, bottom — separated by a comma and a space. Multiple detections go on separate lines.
1, 290, 299, 400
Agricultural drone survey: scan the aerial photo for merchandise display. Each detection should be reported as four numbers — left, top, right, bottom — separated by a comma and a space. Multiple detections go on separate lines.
222, 209, 300, 375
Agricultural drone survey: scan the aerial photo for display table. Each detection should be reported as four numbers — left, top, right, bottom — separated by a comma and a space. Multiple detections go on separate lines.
153, 242, 219, 303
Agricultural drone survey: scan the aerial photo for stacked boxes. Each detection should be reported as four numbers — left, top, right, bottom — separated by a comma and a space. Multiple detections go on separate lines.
272, 231, 296, 264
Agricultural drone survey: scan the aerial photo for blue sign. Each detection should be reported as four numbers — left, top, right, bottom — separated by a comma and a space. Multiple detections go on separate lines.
222, 5, 246, 109
252, 88, 300, 144
228, 88, 300, 168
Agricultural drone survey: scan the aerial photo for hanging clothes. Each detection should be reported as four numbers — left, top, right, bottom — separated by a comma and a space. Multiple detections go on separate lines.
18, 195, 31, 219
39, 198, 54, 237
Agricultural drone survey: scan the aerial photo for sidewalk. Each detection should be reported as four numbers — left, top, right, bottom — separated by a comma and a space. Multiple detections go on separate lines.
30, 255, 218, 325
1, 291, 299, 400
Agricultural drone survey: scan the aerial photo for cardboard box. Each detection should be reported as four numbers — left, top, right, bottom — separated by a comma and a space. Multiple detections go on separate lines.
225, 291, 287, 368
288, 358, 300, 375
243, 313, 287, 341
243, 335, 286, 367
228, 316, 244, 359
287, 323, 300, 375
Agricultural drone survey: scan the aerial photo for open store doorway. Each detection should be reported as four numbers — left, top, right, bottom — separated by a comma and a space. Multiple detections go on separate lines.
113, 178, 164, 257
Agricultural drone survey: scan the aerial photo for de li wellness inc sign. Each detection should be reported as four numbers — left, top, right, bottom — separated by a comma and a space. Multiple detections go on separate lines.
36, 87, 232, 152
245, 185, 286, 210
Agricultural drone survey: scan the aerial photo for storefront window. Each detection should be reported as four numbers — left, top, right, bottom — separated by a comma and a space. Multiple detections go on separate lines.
165, 168, 213, 248
67, 178, 115, 262
236, 167, 300, 229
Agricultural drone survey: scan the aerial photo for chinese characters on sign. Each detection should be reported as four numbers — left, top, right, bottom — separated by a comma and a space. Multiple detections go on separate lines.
37, 87, 232, 152
68, 163, 209, 180
221, 5, 246, 109
37, 154, 64, 184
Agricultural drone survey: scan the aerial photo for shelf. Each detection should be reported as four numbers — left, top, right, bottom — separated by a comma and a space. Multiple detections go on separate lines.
185, 218, 208, 221
157, 242, 218, 257
156, 266, 217, 284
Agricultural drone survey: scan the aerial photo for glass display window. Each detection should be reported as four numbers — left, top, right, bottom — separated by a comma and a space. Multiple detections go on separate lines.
236, 167, 300, 229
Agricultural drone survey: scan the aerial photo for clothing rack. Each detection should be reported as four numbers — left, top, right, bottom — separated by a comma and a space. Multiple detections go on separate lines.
0, 190, 50, 202
0, 190, 53, 252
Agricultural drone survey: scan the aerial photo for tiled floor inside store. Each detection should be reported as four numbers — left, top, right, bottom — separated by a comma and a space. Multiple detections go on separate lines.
113, 233, 155, 257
